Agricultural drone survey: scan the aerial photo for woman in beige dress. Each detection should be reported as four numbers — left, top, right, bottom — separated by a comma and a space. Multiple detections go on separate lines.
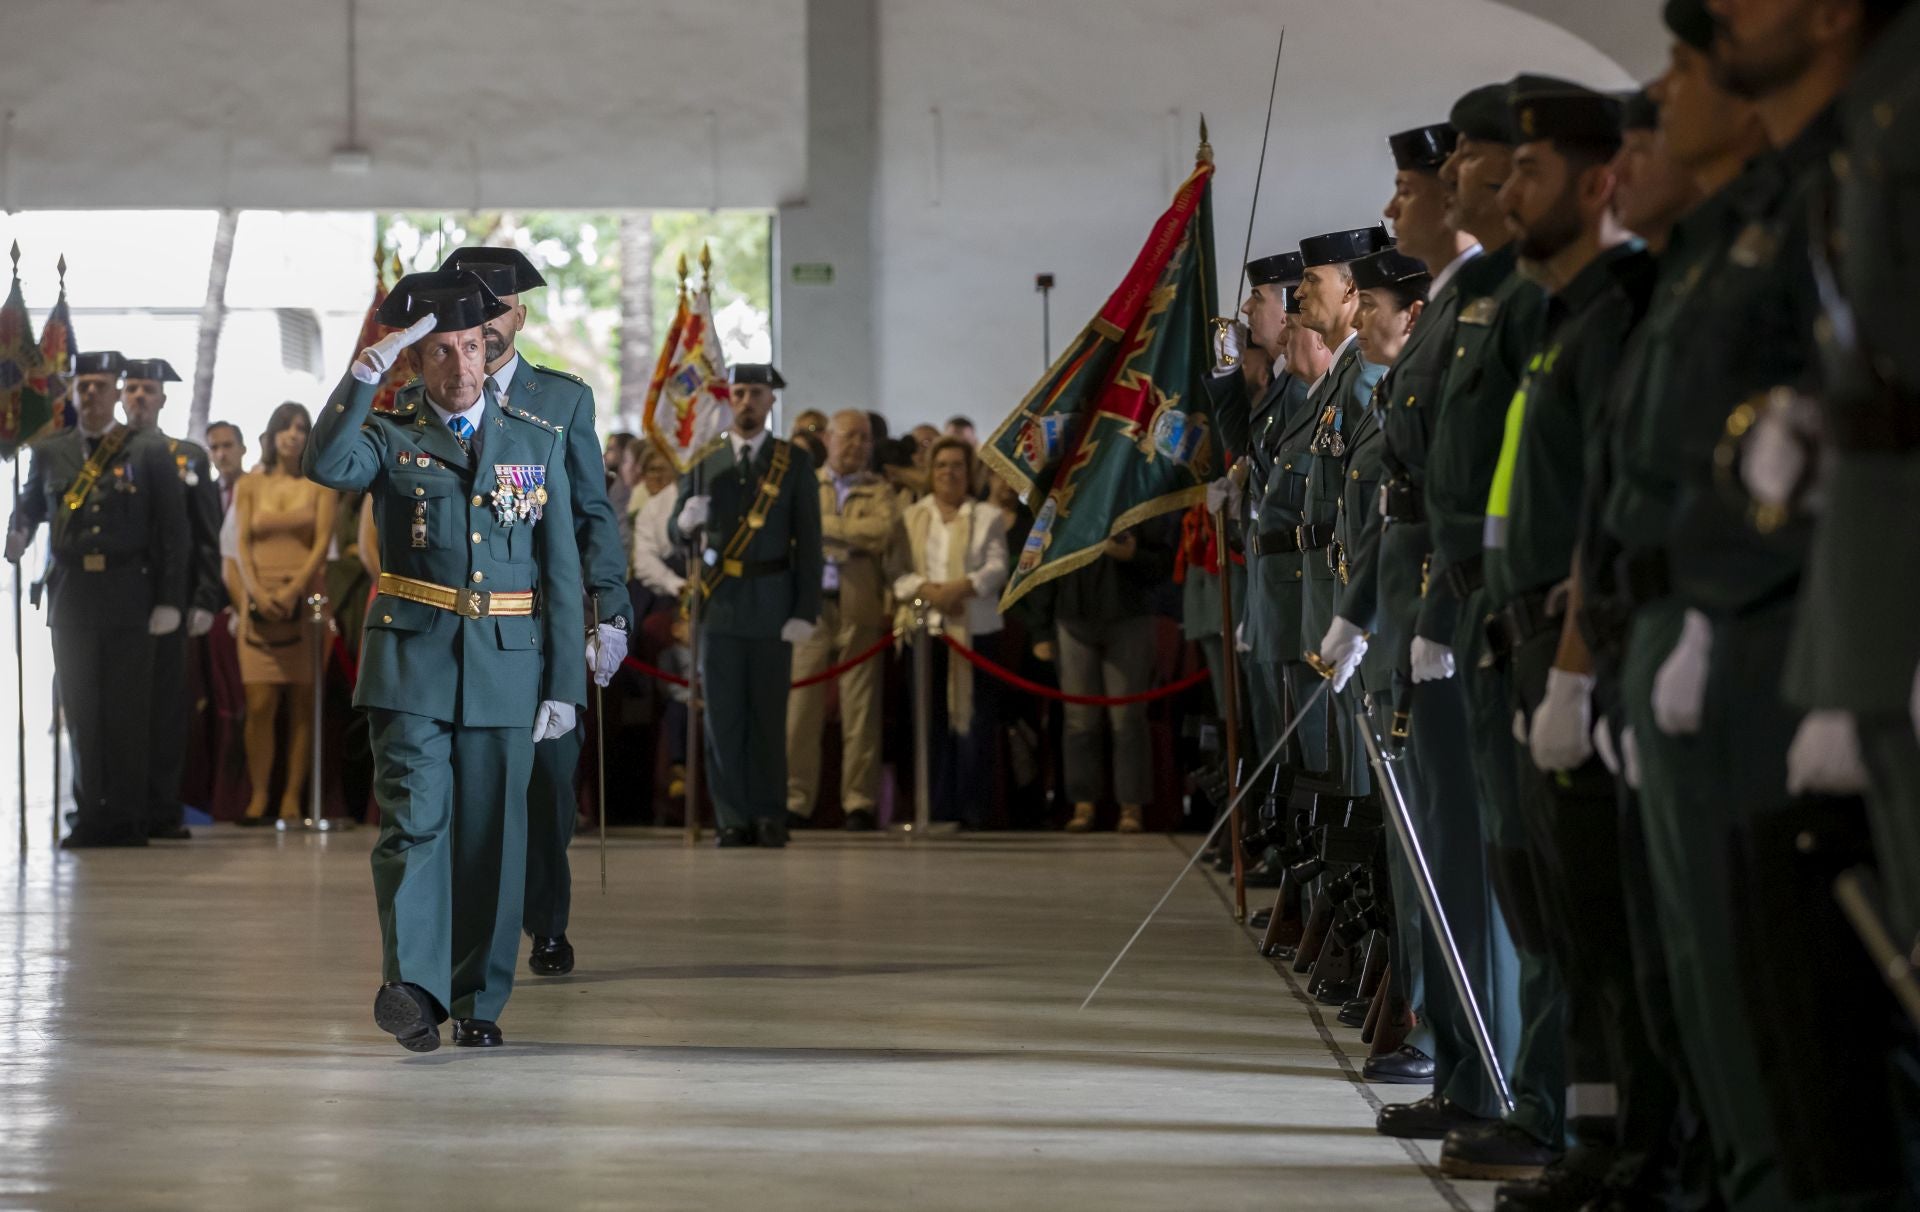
232, 403, 336, 824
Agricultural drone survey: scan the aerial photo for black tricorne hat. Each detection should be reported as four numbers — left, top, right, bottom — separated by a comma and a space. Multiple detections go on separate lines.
1509, 74, 1625, 146
1664, 0, 1715, 50
1247, 251, 1304, 288
376, 270, 512, 331
1350, 248, 1432, 293
75, 351, 124, 377
728, 363, 787, 390
1388, 124, 1457, 173
1450, 83, 1516, 144
1299, 225, 1393, 268
439, 246, 547, 295
122, 357, 181, 383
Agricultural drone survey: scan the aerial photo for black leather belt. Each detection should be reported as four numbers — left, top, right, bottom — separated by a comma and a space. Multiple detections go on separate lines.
1482, 586, 1554, 661
1253, 528, 1299, 556
64, 551, 145, 574
1381, 477, 1425, 523
1296, 522, 1336, 551
1613, 548, 1670, 609
1441, 554, 1484, 599
704, 550, 791, 578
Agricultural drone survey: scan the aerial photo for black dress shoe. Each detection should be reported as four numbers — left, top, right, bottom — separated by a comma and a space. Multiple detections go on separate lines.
528, 935, 575, 976
59, 832, 147, 850
1441, 1120, 1559, 1182
785, 810, 811, 831
716, 825, 756, 848
452, 1018, 503, 1048
235, 814, 270, 828
1313, 979, 1358, 1006
1493, 1155, 1607, 1212
373, 982, 442, 1053
1244, 857, 1287, 888
147, 824, 192, 840
1362, 1044, 1436, 1084
1376, 1094, 1489, 1140
1249, 907, 1272, 930
1337, 997, 1371, 1027
843, 808, 878, 832
756, 816, 790, 848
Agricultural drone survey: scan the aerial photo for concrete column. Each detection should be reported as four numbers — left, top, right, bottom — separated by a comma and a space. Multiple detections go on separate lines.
775, 0, 877, 422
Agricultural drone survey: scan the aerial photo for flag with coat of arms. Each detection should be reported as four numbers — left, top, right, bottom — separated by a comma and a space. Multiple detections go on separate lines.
643, 249, 733, 474
0, 243, 52, 460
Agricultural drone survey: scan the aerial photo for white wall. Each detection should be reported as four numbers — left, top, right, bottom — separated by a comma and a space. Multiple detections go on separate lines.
0, 0, 806, 209
869, 0, 1637, 430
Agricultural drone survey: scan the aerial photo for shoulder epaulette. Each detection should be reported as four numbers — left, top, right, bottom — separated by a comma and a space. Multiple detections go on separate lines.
505, 404, 560, 434
530, 363, 587, 387
374, 384, 421, 416
1458, 297, 1501, 326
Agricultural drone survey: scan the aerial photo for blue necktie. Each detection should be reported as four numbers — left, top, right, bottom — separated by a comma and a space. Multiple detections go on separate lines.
448, 415, 474, 444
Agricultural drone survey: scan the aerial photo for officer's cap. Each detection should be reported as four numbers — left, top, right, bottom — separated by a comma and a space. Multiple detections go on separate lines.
1449, 84, 1516, 145
1622, 88, 1660, 133
376, 270, 511, 332
1388, 124, 1457, 173
1509, 75, 1624, 147
1664, 0, 1716, 51
122, 358, 181, 383
728, 364, 787, 390
1350, 248, 1432, 294
74, 351, 124, 377
1299, 225, 1394, 268
439, 246, 547, 296
1247, 251, 1304, 289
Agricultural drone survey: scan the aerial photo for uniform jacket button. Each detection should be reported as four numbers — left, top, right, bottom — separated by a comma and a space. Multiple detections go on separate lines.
415, 487, 425, 496
472, 571, 484, 583
382, 614, 393, 624
471, 495, 483, 507
471, 532, 481, 543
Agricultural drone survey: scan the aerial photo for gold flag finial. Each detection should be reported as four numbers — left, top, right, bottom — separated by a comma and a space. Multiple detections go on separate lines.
1197, 114, 1213, 166
676, 251, 689, 282
699, 241, 713, 277
56, 253, 67, 287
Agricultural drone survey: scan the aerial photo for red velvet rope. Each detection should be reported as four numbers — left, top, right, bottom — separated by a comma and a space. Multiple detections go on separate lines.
940, 633, 1209, 705
618, 629, 897, 690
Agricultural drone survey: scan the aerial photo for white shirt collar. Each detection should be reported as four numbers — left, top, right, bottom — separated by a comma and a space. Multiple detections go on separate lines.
1429, 243, 1483, 301
733, 429, 769, 463
488, 352, 521, 401
425, 390, 487, 433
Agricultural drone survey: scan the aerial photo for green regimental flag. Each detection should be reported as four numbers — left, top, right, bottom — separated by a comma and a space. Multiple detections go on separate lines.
983, 137, 1220, 610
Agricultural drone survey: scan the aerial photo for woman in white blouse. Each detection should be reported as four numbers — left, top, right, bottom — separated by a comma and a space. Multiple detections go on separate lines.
893, 437, 1011, 827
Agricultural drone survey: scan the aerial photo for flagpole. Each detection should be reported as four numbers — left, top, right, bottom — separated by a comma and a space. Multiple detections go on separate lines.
13, 455, 23, 854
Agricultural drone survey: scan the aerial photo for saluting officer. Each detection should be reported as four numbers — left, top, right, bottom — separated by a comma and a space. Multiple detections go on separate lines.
441, 245, 634, 979
121, 357, 225, 840
6, 350, 190, 848
670, 364, 824, 849
306, 270, 586, 1052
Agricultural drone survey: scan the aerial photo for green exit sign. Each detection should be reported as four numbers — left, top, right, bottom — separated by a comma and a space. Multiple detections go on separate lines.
791, 262, 835, 285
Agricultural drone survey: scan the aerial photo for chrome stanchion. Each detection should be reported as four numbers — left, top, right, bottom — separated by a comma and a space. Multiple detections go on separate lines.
892, 599, 935, 838
303, 593, 350, 833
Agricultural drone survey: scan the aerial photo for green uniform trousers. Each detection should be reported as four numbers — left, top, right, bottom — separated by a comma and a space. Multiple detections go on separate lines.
146, 628, 191, 832
1366, 693, 1432, 1067
1244, 659, 1284, 762
1405, 670, 1516, 1121
54, 625, 154, 845
523, 728, 585, 938
1456, 590, 1566, 1148
1859, 716, 1920, 949
368, 708, 533, 1023
1281, 660, 1331, 775
700, 634, 792, 828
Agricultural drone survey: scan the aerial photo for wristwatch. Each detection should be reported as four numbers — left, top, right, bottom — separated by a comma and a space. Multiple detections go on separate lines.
601, 614, 629, 632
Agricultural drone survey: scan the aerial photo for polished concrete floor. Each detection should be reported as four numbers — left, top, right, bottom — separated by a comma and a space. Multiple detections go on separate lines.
0, 826, 1486, 1211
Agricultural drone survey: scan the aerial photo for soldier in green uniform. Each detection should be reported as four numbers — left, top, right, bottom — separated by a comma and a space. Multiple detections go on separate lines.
121, 357, 225, 840
306, 270, 586, 1052
1460, 76, 1665, 1197
1294, 224, 1391, 794
669, 364, 824, 848
6, 350, 190, 848
441, 246, 634, 978
1411, 83, 1564, 1170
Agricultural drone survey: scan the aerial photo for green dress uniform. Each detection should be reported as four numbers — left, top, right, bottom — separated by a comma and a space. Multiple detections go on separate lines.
306, 336, 586, 1028
1344, 236, 1520, 1119
146, 421, 225, 835
669, 416, 824, 837
492, 354, 634, 944
1225, 367, 1312, 755
12, 408, 190, 846
1418, 237, 1557, 1143
1177, 510, 1245, 721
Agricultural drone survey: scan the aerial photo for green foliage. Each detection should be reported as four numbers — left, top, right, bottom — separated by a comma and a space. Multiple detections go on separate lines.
649, 212, 773, 321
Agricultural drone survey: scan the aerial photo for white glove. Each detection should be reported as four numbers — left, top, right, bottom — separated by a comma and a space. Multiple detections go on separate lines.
1786, 710, 1869, 795
1594, 717, 1620, 776
3, 528, 27, 564
531, 700, 578, 743
1512, 710, 1528, 744
147, 605, 182, 636
584, 622, 629, 688
677, 495, 711, 534
1411, 637, 1456, 683
1652, 609, 1712, 736
1742, 391, 1813, 509
1621, 726, 1642, 790
1205, 474, 1244, 518
1211, 319, 1246, 376
1317, 617, 1368, 692
1529, 668, 1595, 772
187, 607, 216, 637
1234, 621, 1252, 654
780, 617, 817, 645
351, 314, 437, 384
1377, 483, 1391, 519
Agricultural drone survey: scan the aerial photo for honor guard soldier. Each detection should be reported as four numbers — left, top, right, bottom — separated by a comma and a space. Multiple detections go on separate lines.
441, 245, 633, 979
6, 350, 190, 848
670, 364, 824, 849
121, 357, 226, 839
306, 270, 586, 1052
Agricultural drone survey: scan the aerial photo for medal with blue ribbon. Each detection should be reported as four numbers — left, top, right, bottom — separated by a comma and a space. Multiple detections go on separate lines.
491, 464, 548, 527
